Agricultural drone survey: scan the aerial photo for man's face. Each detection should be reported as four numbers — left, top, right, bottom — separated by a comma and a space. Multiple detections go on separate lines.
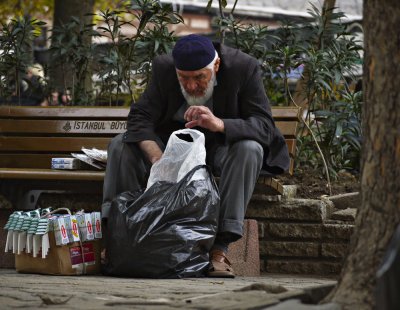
176, 58, 220, 106
176, 67, 213, 98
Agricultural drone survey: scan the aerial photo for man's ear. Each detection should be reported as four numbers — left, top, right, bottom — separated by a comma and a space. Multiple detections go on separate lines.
214, 58, 221, 73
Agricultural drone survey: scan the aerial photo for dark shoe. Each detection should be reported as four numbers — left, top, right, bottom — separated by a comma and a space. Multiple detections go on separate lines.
208, 249, 235, 278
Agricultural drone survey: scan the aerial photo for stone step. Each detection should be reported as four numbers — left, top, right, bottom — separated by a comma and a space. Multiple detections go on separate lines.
330, 208, 357, 222
265, 259, 342, 275
247, 198, 334, 223
325, 192, 360, 209
259, 222, 355, 241
260, 241, 349, 259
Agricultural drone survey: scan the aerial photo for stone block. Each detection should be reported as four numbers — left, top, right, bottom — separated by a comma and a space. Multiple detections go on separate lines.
327, 192, 360, 209
260, 259, 266, 272
247, 199, 331, 222
266, 223, 322, 240
322, 223, 355, 240
261, 241, 319, 258
227, 219, 260, 277
330, 208, 357, 222
281, 185, 297, 200
258, 221, 266, 238
321, 243, 349, 258
266, 259, 342, 275
251, 194, 281, 203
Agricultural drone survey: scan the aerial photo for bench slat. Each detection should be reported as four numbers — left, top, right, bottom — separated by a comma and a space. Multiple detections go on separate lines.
0, 119, 127, 135
0, 137, 110, 152
269, 107, 302, 120
0, 106, 300, 120
0, 168, 104, 180
0, 106, 129, 119
0, 154, 71, 169
0, 119, 297, 137
0, 106, 301, 194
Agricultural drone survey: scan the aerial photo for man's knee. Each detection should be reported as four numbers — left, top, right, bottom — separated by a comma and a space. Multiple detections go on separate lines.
108, 133, 124, 151
231, 140, 264, 163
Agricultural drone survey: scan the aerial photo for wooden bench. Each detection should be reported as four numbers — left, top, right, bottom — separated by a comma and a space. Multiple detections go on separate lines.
0, 106, 301, 209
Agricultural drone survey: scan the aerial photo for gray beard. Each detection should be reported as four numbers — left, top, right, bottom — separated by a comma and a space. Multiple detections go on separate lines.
180, 72, 216, 106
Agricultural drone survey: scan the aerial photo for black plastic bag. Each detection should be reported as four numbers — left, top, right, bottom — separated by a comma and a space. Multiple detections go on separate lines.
104, 165, 220, 278
376, 223, 400, 310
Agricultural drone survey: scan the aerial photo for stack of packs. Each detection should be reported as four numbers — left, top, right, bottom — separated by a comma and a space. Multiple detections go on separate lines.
52, 147, 107, 170
3, 209, 102, 275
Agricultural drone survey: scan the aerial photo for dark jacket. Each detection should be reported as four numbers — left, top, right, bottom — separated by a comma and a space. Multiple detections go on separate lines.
124, 43, 290, 175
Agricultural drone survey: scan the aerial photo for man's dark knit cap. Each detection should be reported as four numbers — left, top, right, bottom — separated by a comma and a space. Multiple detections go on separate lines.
172, 34, 216, 71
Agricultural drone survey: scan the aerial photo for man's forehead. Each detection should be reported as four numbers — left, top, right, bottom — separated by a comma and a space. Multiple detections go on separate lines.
176, 67, 211, 77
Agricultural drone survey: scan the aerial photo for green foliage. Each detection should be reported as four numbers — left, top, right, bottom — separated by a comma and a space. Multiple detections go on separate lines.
50, 16, 99, 105
93, 0, 182, 105
0, 17, 46, 102
0, 0, 54, 21
215, 2, 363, 177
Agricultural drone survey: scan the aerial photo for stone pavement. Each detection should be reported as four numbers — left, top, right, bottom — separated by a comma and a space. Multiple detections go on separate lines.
0, 269, 340, 309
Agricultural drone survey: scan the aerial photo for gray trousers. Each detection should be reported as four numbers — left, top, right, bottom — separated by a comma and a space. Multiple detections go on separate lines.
102, 133, 263, 242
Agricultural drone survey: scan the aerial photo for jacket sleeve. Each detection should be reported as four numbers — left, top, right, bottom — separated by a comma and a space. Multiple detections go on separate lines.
222, 57, 276, 149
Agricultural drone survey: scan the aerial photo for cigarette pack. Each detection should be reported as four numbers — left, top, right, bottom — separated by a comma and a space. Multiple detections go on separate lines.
51, 158, 82, 170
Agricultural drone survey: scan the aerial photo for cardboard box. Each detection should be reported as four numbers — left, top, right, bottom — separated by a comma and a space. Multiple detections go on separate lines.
15, 231, 101, 275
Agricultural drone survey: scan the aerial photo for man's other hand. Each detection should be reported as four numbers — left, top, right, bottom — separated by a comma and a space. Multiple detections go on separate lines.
184, 106, 225, 133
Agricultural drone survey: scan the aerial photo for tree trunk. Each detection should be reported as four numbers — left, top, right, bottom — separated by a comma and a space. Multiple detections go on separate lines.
50, 0, 94, 94
327, 0, 400, 309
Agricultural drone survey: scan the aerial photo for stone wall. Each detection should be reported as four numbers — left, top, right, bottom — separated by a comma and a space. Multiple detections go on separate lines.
246, 194, 357, 275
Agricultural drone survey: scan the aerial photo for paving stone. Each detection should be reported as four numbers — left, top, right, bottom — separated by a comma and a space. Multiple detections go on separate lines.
265, 299, 341, 310
261, 241, 319, 258
326, 192, 360, 209
330, 208, 357, 222
0, 269, 337, 309
266, 260, 342, 275
321, 243, 349, 258
322, 223, 355, 240
247, 199, 332, 222
266, 223, 322, 240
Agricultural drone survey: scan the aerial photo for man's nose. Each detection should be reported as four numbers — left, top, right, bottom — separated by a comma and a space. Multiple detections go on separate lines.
185, 80, 197, 91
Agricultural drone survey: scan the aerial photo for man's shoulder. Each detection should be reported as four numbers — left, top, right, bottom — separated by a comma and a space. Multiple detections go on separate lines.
219, 44, 258, 71
153, 53, 174, 67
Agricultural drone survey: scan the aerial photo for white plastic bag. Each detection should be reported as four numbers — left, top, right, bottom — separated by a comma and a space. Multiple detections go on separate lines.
146, 129, 206, 190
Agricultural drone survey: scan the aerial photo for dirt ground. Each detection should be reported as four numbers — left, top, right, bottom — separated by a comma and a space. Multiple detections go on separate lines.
277, 168, 360, 199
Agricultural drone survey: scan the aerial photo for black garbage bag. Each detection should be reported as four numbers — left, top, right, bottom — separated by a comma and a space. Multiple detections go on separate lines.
104, 165, 220, 278
376, 223, 400, 310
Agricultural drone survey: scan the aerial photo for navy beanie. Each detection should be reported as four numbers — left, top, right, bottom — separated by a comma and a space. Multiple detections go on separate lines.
172, 34, 216, 71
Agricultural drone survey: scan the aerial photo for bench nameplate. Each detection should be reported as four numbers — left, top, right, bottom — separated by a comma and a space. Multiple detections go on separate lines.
62, 121, 127, 133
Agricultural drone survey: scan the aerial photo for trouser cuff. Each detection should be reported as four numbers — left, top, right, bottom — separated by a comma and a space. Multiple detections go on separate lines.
101, 202, 111, 219
218, 219, 243, 242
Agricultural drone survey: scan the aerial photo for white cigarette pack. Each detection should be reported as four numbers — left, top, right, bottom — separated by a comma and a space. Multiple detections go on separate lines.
51, 158, 81, 170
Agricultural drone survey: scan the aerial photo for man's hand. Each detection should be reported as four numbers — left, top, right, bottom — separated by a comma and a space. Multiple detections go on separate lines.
184, 106, 225, 133
139, 140, 163, 164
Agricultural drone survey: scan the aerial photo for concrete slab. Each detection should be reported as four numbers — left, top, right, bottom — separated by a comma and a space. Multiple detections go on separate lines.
0, 269, 336, 309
